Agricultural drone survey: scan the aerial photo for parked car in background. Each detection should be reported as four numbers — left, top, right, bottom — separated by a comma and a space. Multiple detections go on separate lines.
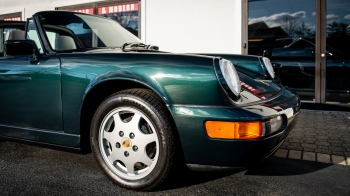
0, 11, 300, 190
263, 38, 350, 102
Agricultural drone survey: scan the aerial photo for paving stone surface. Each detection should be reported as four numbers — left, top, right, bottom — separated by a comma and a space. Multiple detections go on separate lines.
302, 152, 316, 161
279, 110, 350, 157
332, 155, 347, 165
288, 150, 302, 159
274, 149, 288, 158
317, 153, 331, 163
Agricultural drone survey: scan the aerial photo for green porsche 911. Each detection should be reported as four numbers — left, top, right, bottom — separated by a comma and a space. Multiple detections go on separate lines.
0, 11, 300, 190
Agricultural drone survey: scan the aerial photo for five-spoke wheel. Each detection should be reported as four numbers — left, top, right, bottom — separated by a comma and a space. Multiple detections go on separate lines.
99, 107, 159, 179
90, 89, 176, 190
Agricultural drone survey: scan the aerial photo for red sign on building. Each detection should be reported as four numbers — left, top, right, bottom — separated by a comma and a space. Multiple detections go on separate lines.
3, 17, 21, 21
98, 2, 138, 15
71, 8, 94, 15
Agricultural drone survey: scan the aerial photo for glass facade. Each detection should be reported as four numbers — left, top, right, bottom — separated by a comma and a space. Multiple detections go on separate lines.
325, 0, 350, 104
248, 0, 350, 106
248, 0, 316, 102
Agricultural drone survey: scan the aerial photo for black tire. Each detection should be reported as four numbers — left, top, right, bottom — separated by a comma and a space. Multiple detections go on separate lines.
90, 88, 176, 190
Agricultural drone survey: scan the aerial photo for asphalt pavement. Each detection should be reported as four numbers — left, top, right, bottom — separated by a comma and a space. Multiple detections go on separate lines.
0, 140, 349, 195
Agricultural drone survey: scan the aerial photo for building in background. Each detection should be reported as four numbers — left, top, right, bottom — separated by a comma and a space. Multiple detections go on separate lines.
248, 0, 350, 109
1, 0, 349, 110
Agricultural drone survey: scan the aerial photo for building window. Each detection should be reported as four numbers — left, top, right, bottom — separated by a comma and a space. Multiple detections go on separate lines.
248, 0, 316, 103
324, 0, 350, 105
98, 2, 138, 37
248, 0, 350, 106
56, 1, 139, 37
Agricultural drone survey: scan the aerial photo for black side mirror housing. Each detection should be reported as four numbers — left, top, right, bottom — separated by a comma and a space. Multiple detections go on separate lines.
4, 40, 40, 60
147, 45, 159, 51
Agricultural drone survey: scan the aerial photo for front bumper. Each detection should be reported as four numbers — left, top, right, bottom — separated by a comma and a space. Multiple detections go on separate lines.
169, 102, 299, 171
186, 119, 296, 171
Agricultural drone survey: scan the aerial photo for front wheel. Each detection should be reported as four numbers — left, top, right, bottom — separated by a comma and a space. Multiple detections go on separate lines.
90, 89, 176, 190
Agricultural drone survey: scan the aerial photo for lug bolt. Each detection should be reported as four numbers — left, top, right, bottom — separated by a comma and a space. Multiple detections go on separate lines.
116, 142, 120, 148
124, 151, 129, 157
119, 131, 124, 137
130, 133, 135, 139
133, 145, 138, 152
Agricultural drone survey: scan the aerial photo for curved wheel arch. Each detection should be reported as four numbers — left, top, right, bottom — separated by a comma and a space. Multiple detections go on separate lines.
79, 81, 173, 152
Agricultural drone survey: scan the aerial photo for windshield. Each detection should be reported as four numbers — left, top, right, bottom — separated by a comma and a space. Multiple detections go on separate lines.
39, 12, 140, 51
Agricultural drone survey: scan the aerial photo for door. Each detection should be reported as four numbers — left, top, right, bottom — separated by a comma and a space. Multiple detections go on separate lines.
0, 20, 62, 131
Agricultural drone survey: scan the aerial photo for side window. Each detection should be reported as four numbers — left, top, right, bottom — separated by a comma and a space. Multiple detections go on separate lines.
45, 31, 58, 49
26, 19, 44, 54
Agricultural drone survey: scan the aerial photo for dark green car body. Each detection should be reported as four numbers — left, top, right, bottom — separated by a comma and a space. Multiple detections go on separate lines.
0, 11, 300, 170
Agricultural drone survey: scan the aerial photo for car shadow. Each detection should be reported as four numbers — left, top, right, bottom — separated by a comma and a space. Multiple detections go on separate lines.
244, 157, 333, 176
156, 157, 334, 191
156, 169, 243, 191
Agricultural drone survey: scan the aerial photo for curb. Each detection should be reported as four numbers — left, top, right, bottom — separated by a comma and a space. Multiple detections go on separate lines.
274, 149, 350, 166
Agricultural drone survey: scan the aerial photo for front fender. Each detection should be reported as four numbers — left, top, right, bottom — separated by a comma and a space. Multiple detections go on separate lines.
82, 70, 170, 105
76, 53, 230, 106
59, 53, 229, 134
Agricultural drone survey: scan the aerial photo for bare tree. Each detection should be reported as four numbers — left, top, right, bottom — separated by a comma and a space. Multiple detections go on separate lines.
295, 21, 315, 38
327, 21, 350, 37
281, 16, 299, 38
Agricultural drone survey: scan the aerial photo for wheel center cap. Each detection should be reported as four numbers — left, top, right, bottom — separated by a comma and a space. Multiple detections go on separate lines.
122, 138, 131, 149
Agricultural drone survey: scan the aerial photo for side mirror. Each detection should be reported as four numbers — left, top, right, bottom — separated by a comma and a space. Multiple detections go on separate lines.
147, 45, 159, 51
4, 40, 40, 60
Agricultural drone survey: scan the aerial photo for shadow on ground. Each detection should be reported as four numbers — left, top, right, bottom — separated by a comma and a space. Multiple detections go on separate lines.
156, 157, 336, 191
157, 168, 244, 191
245, 157, 334, 176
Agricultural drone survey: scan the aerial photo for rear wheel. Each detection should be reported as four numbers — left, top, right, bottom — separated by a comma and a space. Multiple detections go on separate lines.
90, 89, 176, 190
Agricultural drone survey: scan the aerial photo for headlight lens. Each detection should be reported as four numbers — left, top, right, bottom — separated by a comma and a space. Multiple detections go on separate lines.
270, 115, 282, 133
262, 57, 275, 79
219, 59, 241, 98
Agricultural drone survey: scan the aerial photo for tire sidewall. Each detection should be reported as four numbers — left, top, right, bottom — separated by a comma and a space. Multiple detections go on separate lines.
90, 92, 172, 190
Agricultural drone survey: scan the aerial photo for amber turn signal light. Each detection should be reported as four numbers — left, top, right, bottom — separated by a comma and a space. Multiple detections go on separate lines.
205, 121, 263, 140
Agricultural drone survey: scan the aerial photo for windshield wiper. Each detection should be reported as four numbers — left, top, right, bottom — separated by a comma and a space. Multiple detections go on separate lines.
121, 42, 159, 51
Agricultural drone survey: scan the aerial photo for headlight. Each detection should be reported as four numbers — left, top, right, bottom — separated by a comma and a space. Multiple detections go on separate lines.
218, 59, 241, 100
262, 57, 275, 79
269, 115, 282, 133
